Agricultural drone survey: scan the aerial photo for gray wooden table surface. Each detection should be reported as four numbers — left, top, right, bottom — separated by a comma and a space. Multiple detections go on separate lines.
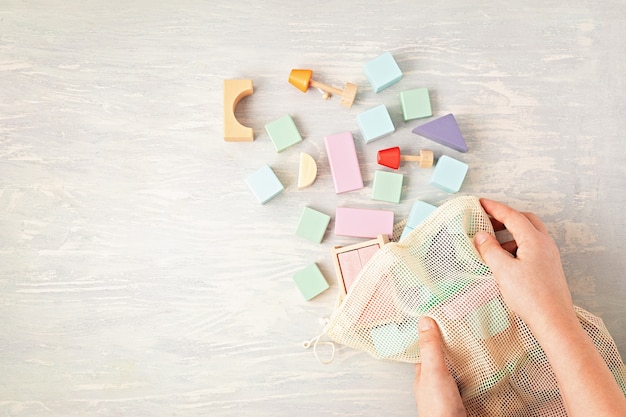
2, 1, 625, 416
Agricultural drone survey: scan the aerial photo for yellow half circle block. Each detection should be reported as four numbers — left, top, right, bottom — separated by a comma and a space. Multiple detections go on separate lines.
298, 152, 317, 189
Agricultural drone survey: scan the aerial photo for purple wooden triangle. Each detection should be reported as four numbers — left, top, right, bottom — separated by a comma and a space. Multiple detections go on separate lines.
412, 113, 468, 152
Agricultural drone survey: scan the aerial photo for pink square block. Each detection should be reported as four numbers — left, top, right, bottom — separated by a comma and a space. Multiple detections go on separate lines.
335, 207, 394, 239
324, 132, 364, 194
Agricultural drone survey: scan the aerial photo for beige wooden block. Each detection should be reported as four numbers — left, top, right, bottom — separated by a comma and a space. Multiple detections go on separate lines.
297, 152, 317, 189
223, 79, 254, 142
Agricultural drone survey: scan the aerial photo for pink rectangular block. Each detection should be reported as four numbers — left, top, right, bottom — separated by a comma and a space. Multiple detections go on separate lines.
337, 250, 362, 293
442, 279, 500, 320
324, 132, 364, 194
335, 207, 394, 239
357, 245, 381, 265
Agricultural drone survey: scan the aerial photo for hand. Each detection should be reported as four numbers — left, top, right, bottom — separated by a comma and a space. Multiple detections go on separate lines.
414, 316, 467, 417
473, 198, 578, 338
474, 198, 626, 417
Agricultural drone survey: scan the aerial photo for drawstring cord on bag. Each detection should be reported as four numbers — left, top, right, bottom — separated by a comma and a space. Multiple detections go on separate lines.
302, 318, 335, 364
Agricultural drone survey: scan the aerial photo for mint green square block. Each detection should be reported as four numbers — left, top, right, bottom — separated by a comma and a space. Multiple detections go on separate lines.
293, 263, 329, 301
372, 170, 403, 203
466, 298, 510, 340
400, 88, 432, 121
356, 104, 395, 143
370, 318, 419, 358
430, 155, 468, 193
265, 114, 302, 152
295, 207, 331, 243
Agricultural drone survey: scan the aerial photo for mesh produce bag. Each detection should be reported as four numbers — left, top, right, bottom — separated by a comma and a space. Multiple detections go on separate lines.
323, 195, 626, 416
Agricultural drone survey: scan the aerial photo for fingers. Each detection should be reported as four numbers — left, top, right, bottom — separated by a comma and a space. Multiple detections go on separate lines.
479, 198, 536, 237
474, 230, 515, 272
523, 211, 549, 234
480, 198, 548, 235
417, 316, 448, 376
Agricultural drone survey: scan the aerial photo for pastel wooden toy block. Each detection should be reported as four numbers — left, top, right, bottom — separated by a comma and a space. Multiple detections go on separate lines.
297, 152, 317, 189
466, 298, 510, 340
223, 79, 254, 142
296, 207, 331, 244
363, 52, 403, 93
407, 200, 437, 229
331, 235, 389, 296
324, 132, 364, 194
400, 88, 432, 121
292, 263, 329, 301
357, 279, 403, 328
442, 279, 500, 320
264, 114, 302, 152
356, 104, 395, 143
370, 320, 418, 358
335, 207, 394, 239
372, 170, 403, 203
400, 200, 437, 240
430, 155, 469, 193
412, 113, 468, 153
245, 164, 284, 204
288, 69, 358, 108
377, 146, 434, 169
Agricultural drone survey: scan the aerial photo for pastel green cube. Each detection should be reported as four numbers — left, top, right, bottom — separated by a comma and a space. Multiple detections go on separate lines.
370, 317, 419, 358
295, 207, 331, 243
293, 263, 329, 301
400, 88, 432, 121
264, 114, 302, 152
372, 170, 403, 203
466, 298, 510, 340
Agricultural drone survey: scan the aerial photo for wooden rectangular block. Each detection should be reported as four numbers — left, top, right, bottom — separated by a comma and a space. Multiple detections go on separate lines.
331, 235, 389, 296
324, 132, 364, 194
223, 79, 254, 142
334, 207, 394, 239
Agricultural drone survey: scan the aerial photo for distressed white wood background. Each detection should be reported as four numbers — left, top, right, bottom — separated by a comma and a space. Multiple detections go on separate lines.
1, 1, 625, 416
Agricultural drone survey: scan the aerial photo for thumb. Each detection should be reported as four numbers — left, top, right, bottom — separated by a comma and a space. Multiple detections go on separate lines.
418, 316, 447, 375
474, 231, 513, 273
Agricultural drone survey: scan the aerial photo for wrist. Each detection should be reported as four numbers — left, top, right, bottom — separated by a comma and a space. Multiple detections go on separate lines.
528, 309, 586, 354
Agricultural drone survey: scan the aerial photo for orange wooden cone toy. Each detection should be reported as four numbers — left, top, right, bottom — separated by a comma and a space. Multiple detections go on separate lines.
288, 69, 357, 108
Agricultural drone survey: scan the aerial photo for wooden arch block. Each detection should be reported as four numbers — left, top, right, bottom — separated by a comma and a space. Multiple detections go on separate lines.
223, 79, 254, 142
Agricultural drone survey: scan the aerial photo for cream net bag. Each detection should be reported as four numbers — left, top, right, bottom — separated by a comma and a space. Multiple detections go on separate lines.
322, 195, 626, 416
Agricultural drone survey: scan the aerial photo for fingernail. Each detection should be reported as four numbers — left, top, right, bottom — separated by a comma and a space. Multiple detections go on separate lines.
419, 317, 433, 331
474, 232, 488, 245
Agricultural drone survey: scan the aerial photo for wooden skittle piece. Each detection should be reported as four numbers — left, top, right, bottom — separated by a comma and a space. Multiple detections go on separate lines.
377, 147, 434, 169
288, 69, 357, 108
